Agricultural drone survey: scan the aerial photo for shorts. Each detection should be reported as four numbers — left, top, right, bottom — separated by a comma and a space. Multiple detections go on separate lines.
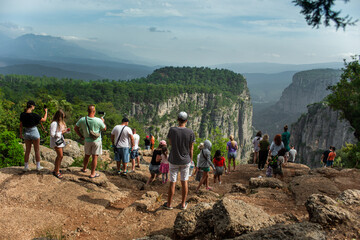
145, 146, 150, 150
160, 163, 169, 174
215, 166, 224, 175
189, 166, 194, 176
130, 149, 139, 159
326, 161, 333, 167
114, 147, 130, 163
228, 152, 237, 159
84, 141, 102, 156
201, 167, 210, 172
149, 163, 160, 174
23, 127, 40, 140
169, 162, 191, 182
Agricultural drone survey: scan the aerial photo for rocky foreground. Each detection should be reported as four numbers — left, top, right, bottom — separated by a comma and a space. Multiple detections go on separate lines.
0, 147, 360, 239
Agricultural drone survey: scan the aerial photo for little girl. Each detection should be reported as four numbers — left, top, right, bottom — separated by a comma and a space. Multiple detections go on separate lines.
159, 146, 169, 183
213, 150, 227, 184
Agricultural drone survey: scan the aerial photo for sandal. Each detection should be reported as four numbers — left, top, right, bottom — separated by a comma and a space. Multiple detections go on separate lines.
181, 202, 188, 210
80, 169, 87, 173
53, 172, 63, 179
206, 187, 213, 191
89, 173, 100, 178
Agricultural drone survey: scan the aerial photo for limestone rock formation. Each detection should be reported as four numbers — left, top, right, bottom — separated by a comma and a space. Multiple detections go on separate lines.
173, 202, 214, 239
305, 194, 353, 225
290, 102, 356, 168
212, 197, 275, 238
233, 222, 325, 240
337, 189, 360, 205
130, 91, 253, 159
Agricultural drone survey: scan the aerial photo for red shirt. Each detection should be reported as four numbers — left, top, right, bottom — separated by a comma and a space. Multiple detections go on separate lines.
213, 157, 225, 167
328, 152, 336, 161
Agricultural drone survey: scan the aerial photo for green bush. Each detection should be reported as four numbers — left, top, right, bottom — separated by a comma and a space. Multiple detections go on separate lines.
0, 131, 24, 168
334, 142, 360, 169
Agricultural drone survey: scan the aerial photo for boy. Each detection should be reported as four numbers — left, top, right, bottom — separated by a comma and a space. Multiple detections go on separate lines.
326, 146, 336, 168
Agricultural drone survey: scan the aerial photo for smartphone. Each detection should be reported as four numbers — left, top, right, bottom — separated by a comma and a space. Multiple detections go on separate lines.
98, 111, 105, 115
44, 104, 47, 109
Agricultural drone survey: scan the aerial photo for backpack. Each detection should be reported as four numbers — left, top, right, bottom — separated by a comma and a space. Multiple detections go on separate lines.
269, 155, 278, 169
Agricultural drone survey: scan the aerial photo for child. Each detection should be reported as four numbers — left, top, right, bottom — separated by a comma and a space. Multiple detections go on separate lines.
195, 140, 215, 192
159, 146, 169, 183
213, 150, 227, 184
327, 146, 336, 168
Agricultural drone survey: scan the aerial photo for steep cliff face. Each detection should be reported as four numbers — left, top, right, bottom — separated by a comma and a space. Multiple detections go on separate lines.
130, 91, 253, 159
253, 68, 342, 137
276, 69, 342, 114
290, 102, 356, 168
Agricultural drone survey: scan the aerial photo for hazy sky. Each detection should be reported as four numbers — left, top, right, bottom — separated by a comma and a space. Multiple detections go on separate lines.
0, 0, 359, 66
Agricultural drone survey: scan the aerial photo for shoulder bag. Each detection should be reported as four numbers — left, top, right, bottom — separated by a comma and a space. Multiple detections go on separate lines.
85, 116, 101, 140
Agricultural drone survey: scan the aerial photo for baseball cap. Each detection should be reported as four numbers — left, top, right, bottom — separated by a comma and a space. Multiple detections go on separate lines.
122, 117, 129, 123
178, 111, 188, 121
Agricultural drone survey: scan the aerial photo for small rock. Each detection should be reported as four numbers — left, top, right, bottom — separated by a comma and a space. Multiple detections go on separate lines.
336, 189, 360, 205
230, 183, 247, 193
249, 177, 286, 189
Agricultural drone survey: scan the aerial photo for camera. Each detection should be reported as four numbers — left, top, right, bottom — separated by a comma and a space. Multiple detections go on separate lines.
44, 104, 47, 109
98, 111, 106, 118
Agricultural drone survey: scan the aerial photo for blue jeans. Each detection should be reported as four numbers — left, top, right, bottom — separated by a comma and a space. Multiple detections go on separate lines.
115, 147, 130, 163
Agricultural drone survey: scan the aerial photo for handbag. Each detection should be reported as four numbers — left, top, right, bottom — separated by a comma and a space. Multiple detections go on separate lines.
55, 138, 65, 146
85, 116, 101, 140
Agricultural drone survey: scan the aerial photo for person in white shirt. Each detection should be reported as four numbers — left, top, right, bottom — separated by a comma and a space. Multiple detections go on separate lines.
50, 110, 70, 179
130, 128, 140, 171
111, 118, 134, 175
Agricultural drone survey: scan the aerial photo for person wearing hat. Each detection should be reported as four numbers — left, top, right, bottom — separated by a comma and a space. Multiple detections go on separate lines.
111, 117, 134, 175
20, 100, 48, 171
74, 105, 106, 178
163, 111, 195, 210
146, 140, 167, 184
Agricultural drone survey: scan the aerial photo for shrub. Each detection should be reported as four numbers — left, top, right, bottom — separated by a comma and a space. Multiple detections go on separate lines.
0, 131, 24, 168
334, 142, 360, 169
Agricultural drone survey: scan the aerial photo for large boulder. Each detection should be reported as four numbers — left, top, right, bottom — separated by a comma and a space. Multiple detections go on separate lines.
212, 197, 275, 238
289, 175, 340, 205
233, 222, 325, 240
305, 194, 353, 226
61, 156, 74, 168
336, 189, 360, 205
63, 139, 83, 159
249, 177, 286, 189
173, 202, 214, 239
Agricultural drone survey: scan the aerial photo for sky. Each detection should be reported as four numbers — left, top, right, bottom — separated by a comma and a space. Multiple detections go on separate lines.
0, 0, 359, 66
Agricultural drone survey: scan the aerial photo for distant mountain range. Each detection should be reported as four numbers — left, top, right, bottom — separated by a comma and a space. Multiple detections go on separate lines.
0, 34, 156, 80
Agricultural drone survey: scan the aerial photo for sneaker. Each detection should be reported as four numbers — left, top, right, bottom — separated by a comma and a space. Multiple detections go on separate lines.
121, 171, 127, 176
219, 181, 222, 185
23, 167, 30, 172
117, 171, 122, 175
162, 202, 173, 210
181, 202, 188, 210
36, 166, 44, 171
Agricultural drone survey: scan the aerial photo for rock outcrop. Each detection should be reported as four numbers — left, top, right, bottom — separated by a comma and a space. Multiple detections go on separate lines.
253, 68, 342, 138
130, 91, 253, 159
290, 102, 356, 167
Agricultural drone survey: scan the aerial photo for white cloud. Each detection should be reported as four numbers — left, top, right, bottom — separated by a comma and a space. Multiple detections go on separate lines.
264, 53, 281, 58
61, 35, 97, 41
105, 7, 182, 18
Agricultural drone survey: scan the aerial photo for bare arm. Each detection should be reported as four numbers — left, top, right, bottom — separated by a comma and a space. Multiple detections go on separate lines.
189, 142, 194, 161
101, 117, 106, 131
40, 109, 48, 122
130, 134, 135, 148
74, 125, 84, 139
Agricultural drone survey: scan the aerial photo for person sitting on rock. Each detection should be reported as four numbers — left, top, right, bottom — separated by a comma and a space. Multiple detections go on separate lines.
213, 150, 227, 184
196, 140, 215, 192
288, 145, 297, 163
146, 140, 166, 184
144, 136, 151, 150
50, 109, 70, 179
273, 148, 286, 180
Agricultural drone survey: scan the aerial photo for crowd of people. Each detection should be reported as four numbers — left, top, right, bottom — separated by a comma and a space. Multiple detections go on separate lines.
19, 100, 337, 210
